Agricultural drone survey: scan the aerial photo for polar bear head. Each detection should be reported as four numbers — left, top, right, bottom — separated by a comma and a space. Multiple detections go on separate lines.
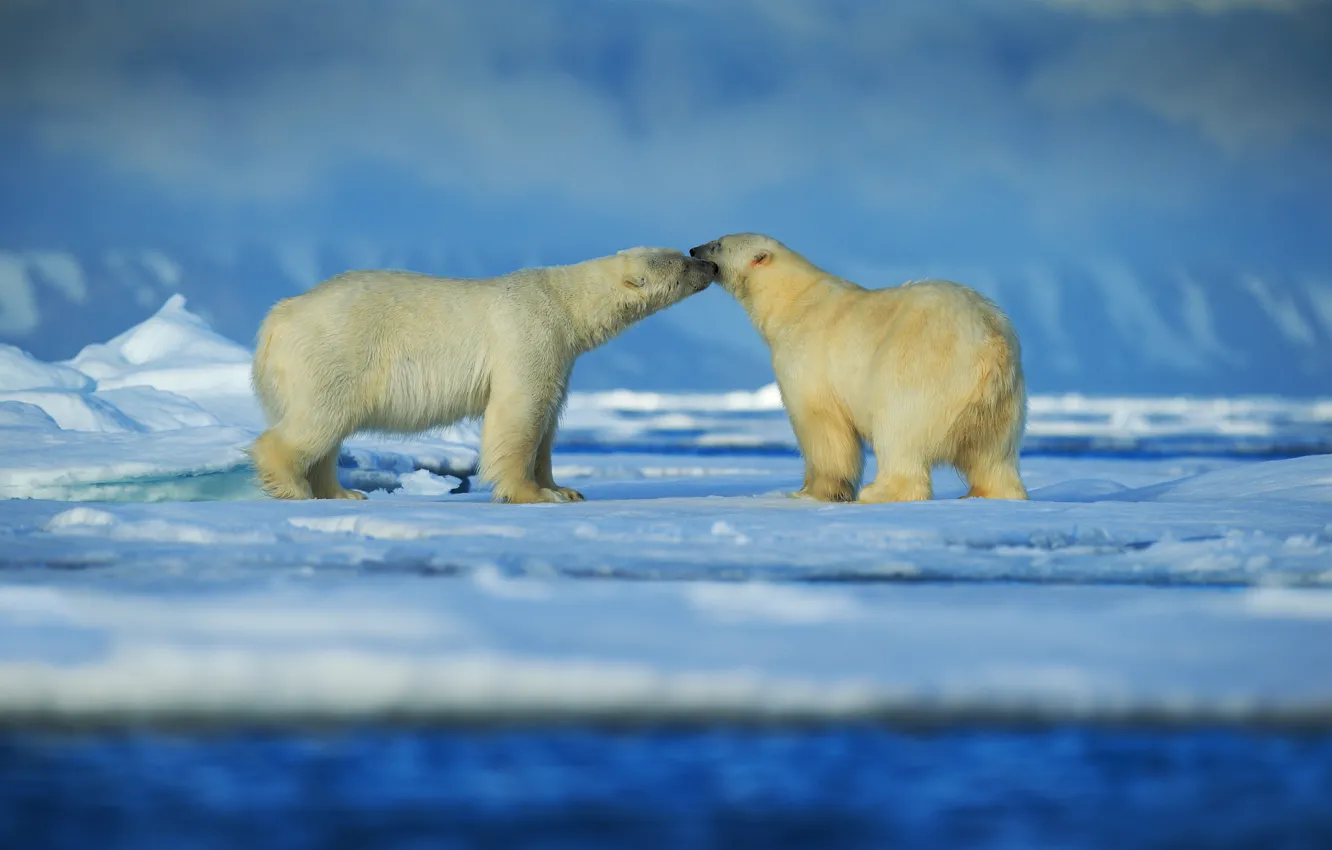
616, 246, 717, 302
568, 247, 717, 351
688, 233, 801, 304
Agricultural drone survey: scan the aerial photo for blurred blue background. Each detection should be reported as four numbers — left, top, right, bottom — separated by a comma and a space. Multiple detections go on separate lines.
2, 0, 1330, 395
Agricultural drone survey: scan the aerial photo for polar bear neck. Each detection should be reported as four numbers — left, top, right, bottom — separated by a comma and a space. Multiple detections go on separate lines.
742, 262, 865, 344
544, 261, 652, 354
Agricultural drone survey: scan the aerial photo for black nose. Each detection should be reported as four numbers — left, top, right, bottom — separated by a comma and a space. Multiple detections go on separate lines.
689, 246, 701, 258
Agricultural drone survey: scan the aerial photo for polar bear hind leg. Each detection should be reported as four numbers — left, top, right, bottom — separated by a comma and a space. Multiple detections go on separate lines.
950, 379, 1028, 501
250, 427, 315, 500
953, 411, 1028, 501
250, 413, 351, 501
957, 456, 1027, 500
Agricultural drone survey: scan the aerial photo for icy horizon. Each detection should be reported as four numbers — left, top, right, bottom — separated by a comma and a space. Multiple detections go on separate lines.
4, 246, 1332, 397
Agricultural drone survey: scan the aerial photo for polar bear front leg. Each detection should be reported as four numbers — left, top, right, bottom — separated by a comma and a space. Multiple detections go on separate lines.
308, 448, 367, 500
534, 419, 584, 502
481, 375, 573, 505
785, 391, 863, 503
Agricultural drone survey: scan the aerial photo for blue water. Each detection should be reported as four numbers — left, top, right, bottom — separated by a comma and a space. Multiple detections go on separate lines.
3, 725, 1331, 849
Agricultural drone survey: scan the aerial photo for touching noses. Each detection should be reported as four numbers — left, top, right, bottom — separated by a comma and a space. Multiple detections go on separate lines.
688, 245, 719, 277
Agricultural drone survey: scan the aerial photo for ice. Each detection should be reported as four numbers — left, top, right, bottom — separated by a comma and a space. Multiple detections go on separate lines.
0, 426, 259, 502
64, 294, 251, 389
2, 452, 1330, 586
2, 299, 1332, 727
1112, 454, 1332, 502
0, 343, 93, 391
92, 387, 222, 432
0, 389, 143, 433
0, 401, 61, 431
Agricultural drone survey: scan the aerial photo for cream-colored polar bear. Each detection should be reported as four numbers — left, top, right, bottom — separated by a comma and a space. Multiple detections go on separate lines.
690, 234, 1027, 503
249, 248, 717, 502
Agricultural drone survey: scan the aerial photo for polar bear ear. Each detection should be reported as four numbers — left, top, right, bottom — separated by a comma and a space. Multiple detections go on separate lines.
751, 250, 771, 267
623, 274, 648, 289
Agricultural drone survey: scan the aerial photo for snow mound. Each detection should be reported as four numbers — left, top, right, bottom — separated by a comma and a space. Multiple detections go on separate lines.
0, 343, 94, 391
0, 389, 143, 432
65, 294, 253, 399
94, 387, 221, 432
0, 296, 237, 435
0, 400, 60, 431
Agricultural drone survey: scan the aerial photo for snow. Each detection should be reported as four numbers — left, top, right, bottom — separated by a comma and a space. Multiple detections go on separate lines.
1, 297, 1331, 727
0, 389, 141, 433
63, 293, 253, 395
1, 578, 1329, 725
0, 401, 60, 431
0, 343, 93, 391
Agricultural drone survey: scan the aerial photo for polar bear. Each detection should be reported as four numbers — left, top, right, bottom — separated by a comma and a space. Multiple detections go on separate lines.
690, 233, 1027, 503
249, 248, 717, 502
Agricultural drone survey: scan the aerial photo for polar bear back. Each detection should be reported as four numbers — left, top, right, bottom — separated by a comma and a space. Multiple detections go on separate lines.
254, 268, 566, 435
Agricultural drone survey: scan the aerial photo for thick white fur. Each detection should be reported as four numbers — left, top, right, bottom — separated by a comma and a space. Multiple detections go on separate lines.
691, 233, 1028, 503
250, 248, 715, 502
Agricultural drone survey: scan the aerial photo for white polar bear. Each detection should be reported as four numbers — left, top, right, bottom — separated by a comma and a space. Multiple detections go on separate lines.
249, 248, 717, 502
690, 233, 1028, 503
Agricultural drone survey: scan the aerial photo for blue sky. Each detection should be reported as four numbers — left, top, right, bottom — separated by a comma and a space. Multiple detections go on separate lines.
3, 0, 1329, 260
1, 0, 1330, 393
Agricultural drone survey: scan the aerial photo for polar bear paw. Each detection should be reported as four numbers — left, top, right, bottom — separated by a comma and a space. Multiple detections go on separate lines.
790, 481, 856, 503
495, 485, 582, 504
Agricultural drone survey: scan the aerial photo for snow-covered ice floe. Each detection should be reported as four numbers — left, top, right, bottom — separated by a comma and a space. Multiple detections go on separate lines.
0, 450, 1330, 726
2, 454, 1330, 586
2, 297, 1332, 727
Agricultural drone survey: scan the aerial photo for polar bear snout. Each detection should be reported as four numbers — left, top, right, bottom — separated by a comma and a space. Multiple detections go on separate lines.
680, 256, 718, 291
